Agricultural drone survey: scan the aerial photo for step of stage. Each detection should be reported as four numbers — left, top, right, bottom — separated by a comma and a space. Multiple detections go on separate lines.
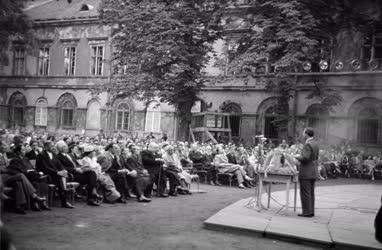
204, 184, 382, 250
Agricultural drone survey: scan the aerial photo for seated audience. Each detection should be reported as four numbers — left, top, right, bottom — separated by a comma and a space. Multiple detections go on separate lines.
123, 145, 152, 202
56, 141, 101, 206
104, 143, 130, 203
213, 145, 253, 189
1, 140, 46, 214
140, 142, 168, 197
36, 141, 73, 208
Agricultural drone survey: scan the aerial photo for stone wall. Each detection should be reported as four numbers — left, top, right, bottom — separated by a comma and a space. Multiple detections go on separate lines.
133, 111, 145, 132
161, 112, 176, 140
47, 107, 58, 132
240, 115, 257, 145
24, 106, 35, 131
0, 105, 8, 129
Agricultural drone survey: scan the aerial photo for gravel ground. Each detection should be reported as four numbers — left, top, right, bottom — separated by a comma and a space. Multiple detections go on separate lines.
2, 178, 381, 250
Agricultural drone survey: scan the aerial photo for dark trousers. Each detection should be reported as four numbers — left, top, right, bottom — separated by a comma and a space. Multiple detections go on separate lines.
49, 174, 69, 205
74, 171, 98, 199
109, 172, 129, 198
299, 179, 315, 215
165, 170, 181, 194
148, 168, 167, 195
127, 175, 152, 198
2, 173, 36, 207
26, 171, 48, 198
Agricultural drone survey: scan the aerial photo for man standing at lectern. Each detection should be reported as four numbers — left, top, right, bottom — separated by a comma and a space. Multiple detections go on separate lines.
296, 127, 319, 217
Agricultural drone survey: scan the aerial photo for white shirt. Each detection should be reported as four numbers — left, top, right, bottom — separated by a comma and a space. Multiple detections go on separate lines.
47, 151, 53, 160
305, 137, 314, 144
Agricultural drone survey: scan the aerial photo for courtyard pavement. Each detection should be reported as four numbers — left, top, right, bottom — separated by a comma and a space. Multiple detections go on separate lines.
205, 183, 382, 250
1, 178, 381, 250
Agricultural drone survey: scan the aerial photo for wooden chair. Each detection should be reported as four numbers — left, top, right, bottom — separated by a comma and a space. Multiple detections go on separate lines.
373, 164, 382, 179
66, 182, 80, 204
192, 163, 208, 183
217, 173, 234, 187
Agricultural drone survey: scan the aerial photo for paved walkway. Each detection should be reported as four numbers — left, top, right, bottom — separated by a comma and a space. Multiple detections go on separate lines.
205, 184, 382, 250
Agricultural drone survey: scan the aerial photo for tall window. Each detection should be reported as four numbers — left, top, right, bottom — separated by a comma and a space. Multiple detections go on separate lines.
38, 48, 50, 75
64, 47, 76, 75
91, 45, 104, 75
9, 92, 26, 126
35, 98, 48, 126
145, 102, 161, 133
13, 47, 25, 75
264, 106, 278, 140
116, 103, 130, 130
61, 101, 75, 128
357, 108, 379, 144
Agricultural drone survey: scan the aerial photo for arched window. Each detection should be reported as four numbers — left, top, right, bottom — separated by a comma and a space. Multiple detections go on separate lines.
357, 108, 378, 144
348, 97, 382, 145
145, 101, 161, 133
61, 100, 75, 128
116, 103, 130, 131
57, 93, 77, 129
80, 4, 89, 11
222, 102, 241, 137
8, 92, 27, 126
306, 104, 329, 140
35, 98, 48, 126
264, 106, 278, 140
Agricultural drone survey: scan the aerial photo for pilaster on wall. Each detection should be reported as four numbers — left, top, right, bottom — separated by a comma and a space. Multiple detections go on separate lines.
240, 114, 257, 145
161, 112, 176, 141
47, 107, 58, 132
100, 109, 108, 132
24, 106, 35, 131
0, 105, 9, 129
133, 111, 145, 131
75, 108, 87, 131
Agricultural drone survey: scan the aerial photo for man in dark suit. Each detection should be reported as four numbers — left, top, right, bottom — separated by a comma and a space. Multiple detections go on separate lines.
55, 141, 100, 206
124, 145, 152, 202
104, 143, 130, 203
36, 141, 73, 208
296, 127, 319, 217
140, 142, 168, 197
25, 140, 40, 161
1, 140, 46, 214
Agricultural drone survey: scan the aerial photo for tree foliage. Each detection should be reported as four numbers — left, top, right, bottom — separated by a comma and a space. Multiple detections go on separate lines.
100, 0, 228, 139
227, 0, 380, 132
0, 0, 31, 65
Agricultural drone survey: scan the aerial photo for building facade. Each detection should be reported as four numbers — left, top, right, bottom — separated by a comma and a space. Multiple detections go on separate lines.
0, 0, 381, 149
0, 0, 178, 139
200, 2, 382, 149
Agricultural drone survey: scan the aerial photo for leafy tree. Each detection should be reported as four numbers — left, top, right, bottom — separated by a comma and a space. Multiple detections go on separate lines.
100, 0, 228, 140
227, 0, 380, 138
0, 0, 31, 65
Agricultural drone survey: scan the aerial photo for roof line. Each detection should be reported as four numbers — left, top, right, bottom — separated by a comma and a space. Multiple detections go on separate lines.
23, 0, 54, 11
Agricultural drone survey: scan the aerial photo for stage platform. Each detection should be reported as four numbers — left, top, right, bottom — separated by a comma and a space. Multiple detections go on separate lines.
204, 184, 382, 250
